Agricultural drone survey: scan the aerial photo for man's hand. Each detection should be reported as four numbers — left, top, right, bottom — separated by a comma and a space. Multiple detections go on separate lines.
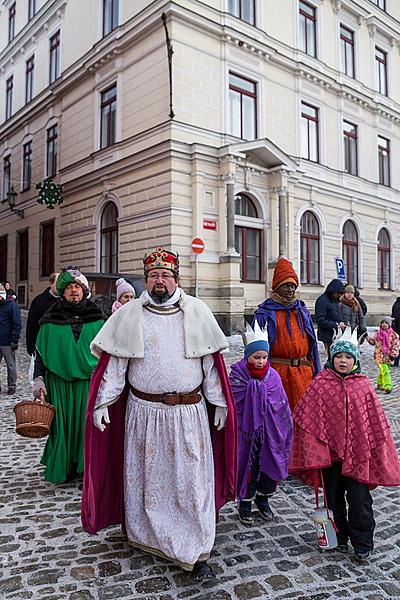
214, 406, 227, 431
93, 406, 110, 432
33, 377, 47, 399
10, 342, 18, 351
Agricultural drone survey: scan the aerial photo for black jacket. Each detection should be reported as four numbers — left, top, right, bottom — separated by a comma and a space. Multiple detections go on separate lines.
26, 288, 59, 355
315, 279, 346, 343
0, 299, 21, 345
391, 297, 400, 335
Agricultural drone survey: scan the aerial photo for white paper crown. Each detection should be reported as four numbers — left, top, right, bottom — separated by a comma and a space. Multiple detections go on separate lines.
244, 320, 269, 346
332, 325, 358, 347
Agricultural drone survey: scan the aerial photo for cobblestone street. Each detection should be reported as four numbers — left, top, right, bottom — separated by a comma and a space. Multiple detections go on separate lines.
1, 325, 399, 600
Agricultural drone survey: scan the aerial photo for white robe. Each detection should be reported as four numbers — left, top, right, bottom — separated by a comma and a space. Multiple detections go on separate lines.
96, 308, 226, 569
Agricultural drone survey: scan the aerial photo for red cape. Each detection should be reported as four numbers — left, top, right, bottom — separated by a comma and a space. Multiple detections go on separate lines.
289, 368, 400, 488
81, 352, 237, 534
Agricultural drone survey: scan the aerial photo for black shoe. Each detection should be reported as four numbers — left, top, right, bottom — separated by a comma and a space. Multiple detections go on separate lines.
255, 495, 274, 521
238, 512, 254, 525
336, 544, 348, 554
8, 386, 16, 395
238, 500, 253, 525
354, 550, 370, 560
192, 561, 214, 580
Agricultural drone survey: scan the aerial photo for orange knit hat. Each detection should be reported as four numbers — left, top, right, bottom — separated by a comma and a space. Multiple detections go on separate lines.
272, 257, 299, 291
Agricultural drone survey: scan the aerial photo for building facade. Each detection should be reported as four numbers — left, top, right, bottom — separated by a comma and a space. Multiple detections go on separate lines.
1, 0, 400, 332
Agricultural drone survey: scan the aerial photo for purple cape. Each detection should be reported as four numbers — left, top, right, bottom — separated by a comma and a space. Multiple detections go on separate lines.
229, 358, 293, 500
252, 298, 321, 375
81, 352, 237, 534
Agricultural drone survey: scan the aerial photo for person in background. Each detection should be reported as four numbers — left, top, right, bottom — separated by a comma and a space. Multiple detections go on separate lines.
315, 279, 346, 356
290, 327, 400, 560
0, 283, 21, 394
229, 322, 292, 525
26, 273, 59, 356
338, 284, 366, 338
3, 281, 17, 301
354, 287, 367, 317
111, 278, 136, 313
391, 296, 400, 366
366, 318, 400, 394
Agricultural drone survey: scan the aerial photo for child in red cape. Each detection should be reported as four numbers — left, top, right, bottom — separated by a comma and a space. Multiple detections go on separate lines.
289, 329, 400, 560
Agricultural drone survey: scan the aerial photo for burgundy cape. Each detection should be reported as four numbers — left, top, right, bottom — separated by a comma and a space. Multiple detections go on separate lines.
81, 351, 237, 534
289, 368, 400, 488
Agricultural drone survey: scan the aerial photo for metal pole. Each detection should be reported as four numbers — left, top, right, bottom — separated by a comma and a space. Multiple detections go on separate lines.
278, 187, 287, 257
195, 253, 199, 298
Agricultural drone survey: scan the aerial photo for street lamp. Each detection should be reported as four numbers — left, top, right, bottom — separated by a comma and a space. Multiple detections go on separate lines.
7, 186, 24, 218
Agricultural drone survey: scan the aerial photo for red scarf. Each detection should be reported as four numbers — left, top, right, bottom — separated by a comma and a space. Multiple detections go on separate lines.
247, 363, 269, 379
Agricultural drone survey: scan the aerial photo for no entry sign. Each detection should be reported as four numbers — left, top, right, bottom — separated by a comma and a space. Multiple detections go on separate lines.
191, 237, 205, 254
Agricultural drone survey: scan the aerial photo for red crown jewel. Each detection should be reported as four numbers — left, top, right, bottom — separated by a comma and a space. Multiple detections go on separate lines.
143, 247, 179, 274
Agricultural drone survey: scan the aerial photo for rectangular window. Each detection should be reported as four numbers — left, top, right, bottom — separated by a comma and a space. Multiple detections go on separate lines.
235, 226, 261, 282
40, 221, 55, 277
0, 236, 7, 283
371, 0, 386, 10
25, 55, 35, 103
343, 121, 358, 175
2, 156, 11, 200
375, 46, 388, 95
100, 84, 117, 149
6, 76, 13, 120
228, 0, 255, 26
103, 0, 119, 36
8, 3, 16, 43
28, 0, 36, 21
229, 72, 257, 140
300, 102, 319, 162
299, 1, 317, 57
49, 30, 60, 84
340, 24, 355, 78
46, 125, 58, 177
378, 135, 390, 186
18, 230, 29, 281
22, 142, 32, 191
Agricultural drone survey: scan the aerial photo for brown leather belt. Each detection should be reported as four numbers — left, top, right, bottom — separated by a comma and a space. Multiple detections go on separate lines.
270, 357, 312, 367
130, 385, 202, 406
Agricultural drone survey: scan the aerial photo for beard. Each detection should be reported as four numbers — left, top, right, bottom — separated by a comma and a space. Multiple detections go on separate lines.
150, 284, 172, 304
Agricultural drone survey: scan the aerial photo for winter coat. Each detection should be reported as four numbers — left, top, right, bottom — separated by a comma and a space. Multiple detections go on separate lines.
0, 299, 21, 345
338, 298, 366, 334
26, 288, 59, 355
391, 298, 400, 335
315, 279, 346, 344
367, 328, 400, 365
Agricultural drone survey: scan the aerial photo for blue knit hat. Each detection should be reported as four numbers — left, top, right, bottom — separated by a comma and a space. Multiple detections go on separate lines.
243, 321, 270, 359
244, 339, 270, 359
330, 340, 359, 363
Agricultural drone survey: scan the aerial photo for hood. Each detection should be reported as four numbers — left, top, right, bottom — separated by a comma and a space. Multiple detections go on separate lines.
325, 279, 345, 297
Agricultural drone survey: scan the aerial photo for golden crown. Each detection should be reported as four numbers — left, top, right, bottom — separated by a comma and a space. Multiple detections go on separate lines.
143, 247, 179, 274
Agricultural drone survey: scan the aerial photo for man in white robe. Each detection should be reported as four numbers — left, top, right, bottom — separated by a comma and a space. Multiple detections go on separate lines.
85, 247, 235, 579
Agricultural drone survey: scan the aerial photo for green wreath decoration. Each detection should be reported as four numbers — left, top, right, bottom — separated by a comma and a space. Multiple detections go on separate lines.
36, 177, 64, 209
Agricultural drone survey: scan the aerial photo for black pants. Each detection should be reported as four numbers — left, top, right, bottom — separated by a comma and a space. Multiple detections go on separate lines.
322, 462, 375, 553
244, 440, 276, 499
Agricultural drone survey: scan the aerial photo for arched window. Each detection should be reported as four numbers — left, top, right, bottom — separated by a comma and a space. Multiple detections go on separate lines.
300, 211, 320, 284
343, 220, 359, 286
234, 193, 261, 282
100, 201, 118, 273
378, 228, 391, 290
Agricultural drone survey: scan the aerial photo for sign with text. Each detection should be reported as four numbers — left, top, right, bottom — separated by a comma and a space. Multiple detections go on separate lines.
335, 257, 346, 281
203, 219, 217, 230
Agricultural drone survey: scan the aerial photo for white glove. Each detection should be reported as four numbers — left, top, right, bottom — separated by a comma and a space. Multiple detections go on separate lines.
214, 406, 228, 431
33, 377, 47, 399
93, 406, 110, 432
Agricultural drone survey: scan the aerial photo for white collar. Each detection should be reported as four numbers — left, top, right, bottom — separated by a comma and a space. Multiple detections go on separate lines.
143, 287, 181, 307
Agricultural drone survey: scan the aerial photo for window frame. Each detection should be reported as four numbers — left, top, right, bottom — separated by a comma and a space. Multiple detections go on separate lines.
378, 135, 390, 186
343, 120, 358, 176
299, 0, 317, 58
375, 46, 388, 96
40, 220, 55, 278
371, 0, 386, 11
229, 71, 257, 140
300, 101, 319, 162
25, 55, 35, 104
234, 193, 262, 283
8, 3, 16, 43
2, 155, 11, 200
18, 229, 29, 282
22, 141, 33, 191
28, 0, 36, 21
102, 0, 119, 37
228, 0, 256, 26
49, 30, 60, 84
100, 84, 117, 149
300, 211, 320, 285
46, 124, 58, 178
6, 76, 13, 120
0, 235, 7, 283
377, 228, 391, 290
340, 24, 355, 78
343, 220, 359, 287
100, 201, 119, 273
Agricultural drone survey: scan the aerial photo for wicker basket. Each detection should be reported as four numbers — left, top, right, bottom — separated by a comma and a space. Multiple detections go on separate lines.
14, 392, 55, 438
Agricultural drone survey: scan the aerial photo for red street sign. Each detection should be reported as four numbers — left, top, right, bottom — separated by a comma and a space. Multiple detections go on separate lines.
203, 219, 217, 230
191, 237, 205, 254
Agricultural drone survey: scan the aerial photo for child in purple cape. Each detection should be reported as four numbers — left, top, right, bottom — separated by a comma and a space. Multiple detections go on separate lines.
229, 324, 293, 524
